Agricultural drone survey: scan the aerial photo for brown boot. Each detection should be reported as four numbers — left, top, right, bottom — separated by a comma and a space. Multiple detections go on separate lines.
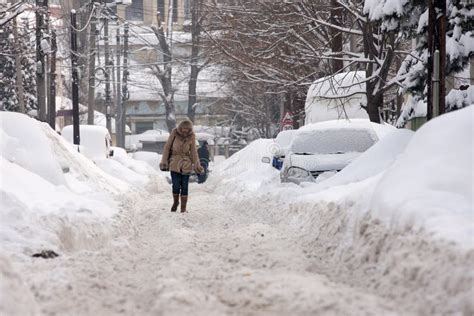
180, 195, 188, 213
171, 194, 179, 212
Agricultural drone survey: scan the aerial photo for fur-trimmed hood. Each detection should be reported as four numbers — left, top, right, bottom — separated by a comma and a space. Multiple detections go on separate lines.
175, 119, 195, 138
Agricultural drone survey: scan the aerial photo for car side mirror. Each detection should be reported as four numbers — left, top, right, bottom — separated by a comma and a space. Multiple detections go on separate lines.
109, 149, 114, 157
261, 156, 271, 164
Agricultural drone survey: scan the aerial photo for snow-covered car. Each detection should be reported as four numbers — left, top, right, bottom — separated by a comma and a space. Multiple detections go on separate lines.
275, 120, 393, 184
62, 125, 113, 160
271, 129, 297, 170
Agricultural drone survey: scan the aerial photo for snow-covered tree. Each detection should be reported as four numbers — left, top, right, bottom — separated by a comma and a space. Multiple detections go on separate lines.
0, 19, 37, 113
207, 0, 416, 123
394, 0, 473, 126
220, 79, 281, 138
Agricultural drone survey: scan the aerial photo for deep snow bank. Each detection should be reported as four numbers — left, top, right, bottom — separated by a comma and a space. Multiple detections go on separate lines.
1, 112, 65, 186
372, 106, 473, 245
0, 113, 146, 315
41, 124, 129, 195
210, 108, 473, 314
0, 113, 128, 256
0, 113, 165, 315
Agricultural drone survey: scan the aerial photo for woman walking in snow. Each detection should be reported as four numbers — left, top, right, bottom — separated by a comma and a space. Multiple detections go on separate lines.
160, 119, 204, 212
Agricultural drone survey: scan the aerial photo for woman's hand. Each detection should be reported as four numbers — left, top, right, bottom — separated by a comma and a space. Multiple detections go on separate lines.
160, 162, 169, 171
196, 164, 204, 174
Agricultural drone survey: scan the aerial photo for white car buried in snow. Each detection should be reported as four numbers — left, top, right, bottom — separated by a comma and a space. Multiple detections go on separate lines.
62, 125, 113, 160
277, 120, 393, 184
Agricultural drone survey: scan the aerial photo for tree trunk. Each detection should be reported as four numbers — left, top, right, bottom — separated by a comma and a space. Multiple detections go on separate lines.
366, 81, 382, 123
187, 0, 201, 122
164, 100, 177, 131
152, 14, 177, 132
330, 0, 343, 72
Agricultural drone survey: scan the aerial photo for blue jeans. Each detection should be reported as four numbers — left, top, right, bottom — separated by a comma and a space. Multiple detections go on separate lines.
171, 171, 190, 196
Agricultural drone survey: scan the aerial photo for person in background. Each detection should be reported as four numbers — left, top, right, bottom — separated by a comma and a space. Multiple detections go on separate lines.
197, 140, 210, 184
160, 119, 204, 213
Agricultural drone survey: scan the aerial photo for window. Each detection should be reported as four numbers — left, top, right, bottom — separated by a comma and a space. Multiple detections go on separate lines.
126, 0, 144, 21
173, 0, 178, 22
184, 0, 191, 20
135, 121, 154, 134
291, 129, 377, 155
157, 0, 165, 21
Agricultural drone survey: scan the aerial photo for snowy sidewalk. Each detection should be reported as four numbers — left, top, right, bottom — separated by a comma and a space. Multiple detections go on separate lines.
17, 184, 410, 316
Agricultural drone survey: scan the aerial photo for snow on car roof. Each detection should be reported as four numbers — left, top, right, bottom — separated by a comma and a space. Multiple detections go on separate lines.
299, 119, 394, 139
62, 124, 110, 137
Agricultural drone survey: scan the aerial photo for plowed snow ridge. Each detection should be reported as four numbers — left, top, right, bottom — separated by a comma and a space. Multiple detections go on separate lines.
11, 180, 473, 316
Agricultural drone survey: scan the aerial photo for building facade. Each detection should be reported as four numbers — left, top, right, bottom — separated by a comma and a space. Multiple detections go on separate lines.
116, 0, 190, 29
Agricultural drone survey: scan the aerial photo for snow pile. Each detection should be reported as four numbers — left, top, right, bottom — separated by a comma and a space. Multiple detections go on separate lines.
41, 124, 129, 195
371, 106, 473, 245
210, 108, 473, 314
316, 128, 414, 188
0, 113, 138, 316
274, 129, 297, 156
0, 157, 115, 254
130, 151, 162, 171
95, 147, 166, 188
0, 113, 128, 257
217, 108, 472, 247
209, 139, 280, 192
1, 112, 65, 186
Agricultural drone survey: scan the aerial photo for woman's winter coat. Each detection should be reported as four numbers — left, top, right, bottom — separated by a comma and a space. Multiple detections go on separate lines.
161, 120, 201, 174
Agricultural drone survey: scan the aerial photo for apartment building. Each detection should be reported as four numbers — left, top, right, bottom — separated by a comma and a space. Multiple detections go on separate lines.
116, 0, 190, 29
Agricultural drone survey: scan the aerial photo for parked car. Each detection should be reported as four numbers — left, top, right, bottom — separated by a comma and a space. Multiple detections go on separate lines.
263, 120, 392, 184
271, 129, 297, 170
62, 125, 113, 160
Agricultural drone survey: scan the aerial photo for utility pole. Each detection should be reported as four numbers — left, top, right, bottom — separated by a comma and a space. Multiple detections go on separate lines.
48, 30, 57, 129
427, 0, 447, 120
103, 16, 112, 133
12, 17, 25, 113
87, 1, 97, 125
70, 10, 80, 145
438, 0, 446, 115
117, 22, 129, 148
115, 26, 121, 146
36, 0, 47, 121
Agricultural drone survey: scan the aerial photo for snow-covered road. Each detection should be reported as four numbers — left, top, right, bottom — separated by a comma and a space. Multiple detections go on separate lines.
18, 183, 413, 316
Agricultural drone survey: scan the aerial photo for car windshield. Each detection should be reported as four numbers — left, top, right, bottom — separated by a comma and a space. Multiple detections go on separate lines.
291, 128, 377, 155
